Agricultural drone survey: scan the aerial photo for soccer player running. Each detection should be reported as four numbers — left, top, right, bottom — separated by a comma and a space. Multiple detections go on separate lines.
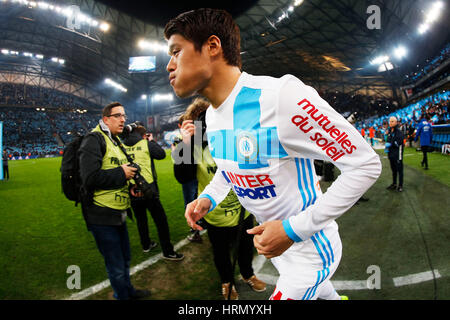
165, 8, 381, 300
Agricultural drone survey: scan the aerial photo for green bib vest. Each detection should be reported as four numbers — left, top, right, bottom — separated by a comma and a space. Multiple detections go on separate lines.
123, 139, 154, 185
91, 125, 130, 210
196, 145, 248, 227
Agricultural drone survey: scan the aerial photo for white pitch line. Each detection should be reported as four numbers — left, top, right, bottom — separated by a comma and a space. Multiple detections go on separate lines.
65, 230, 206, 300
254, 274, 370, 290
331, 280, 369, 290
253, 257, 442, 291
253, 255, 267, 274
66, 242, 442, 299
393, 269, 441, 287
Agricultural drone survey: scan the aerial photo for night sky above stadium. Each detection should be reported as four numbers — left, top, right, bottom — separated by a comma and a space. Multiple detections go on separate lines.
97, 0, 259, 27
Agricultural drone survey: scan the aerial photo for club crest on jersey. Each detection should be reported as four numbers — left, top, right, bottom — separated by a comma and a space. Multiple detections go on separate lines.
236, 131, 258, 162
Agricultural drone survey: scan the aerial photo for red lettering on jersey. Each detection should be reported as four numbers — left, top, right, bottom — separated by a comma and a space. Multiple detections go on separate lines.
227, 172, 240, 186
293, 98, 360, 161
256, 174, 273, 186
244, 175, 259, 188
224, 172, 274, 188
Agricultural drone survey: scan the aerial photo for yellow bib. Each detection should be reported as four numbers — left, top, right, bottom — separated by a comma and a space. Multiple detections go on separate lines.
91, 126, 130, 210
123, 139, 154, 184
196, 145, 248, 227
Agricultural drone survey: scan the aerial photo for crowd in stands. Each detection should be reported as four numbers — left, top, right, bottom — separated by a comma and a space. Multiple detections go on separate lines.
0, 82, 100, 111
355, 90, 449, 148
0, 107, 101, 158
320, 91, 398, 120
403, 42, 450, 86
2, 58, 449, 160
0, 82, 106, 158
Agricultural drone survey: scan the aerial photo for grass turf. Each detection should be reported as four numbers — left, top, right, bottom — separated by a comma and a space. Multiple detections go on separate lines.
0, 150, 188, 299
0, 147, 449, 299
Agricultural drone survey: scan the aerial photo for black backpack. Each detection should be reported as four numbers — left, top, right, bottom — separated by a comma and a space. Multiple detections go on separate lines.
60, 132, 104, 206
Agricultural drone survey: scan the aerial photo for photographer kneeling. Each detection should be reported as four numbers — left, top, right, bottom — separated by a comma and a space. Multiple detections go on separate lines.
122, 124, 184, 261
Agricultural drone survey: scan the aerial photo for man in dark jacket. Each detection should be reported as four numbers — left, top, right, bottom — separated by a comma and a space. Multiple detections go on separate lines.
122, 125, 184, 260
2, 150, 9, 180
386, 116, 404, 192
78, 102, 150, 300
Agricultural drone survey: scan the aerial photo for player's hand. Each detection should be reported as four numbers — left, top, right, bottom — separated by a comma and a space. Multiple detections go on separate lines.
180, 120, 195, 144
121, 163, 137, 180
247, 220, 294, 259
185, 198, 211, 231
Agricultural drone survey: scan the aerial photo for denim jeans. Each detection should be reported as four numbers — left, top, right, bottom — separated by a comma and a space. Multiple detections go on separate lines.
88, 222, 136, 300
182, 179, 198, 207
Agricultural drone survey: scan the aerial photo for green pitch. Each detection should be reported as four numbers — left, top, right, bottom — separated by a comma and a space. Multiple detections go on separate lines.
0, 148, 449, 300
0, 150, 188, 299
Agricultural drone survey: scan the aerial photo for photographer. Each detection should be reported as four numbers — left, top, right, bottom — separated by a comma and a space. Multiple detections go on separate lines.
78, 102, 150, 300
171, 114, 200, 242
122, 124, 184, 261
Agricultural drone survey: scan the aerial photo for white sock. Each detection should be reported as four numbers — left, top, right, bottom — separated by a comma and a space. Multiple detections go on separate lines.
317, 280, 341, 300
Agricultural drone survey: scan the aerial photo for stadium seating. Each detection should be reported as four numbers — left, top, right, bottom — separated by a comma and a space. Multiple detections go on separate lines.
403, 43, 450, 85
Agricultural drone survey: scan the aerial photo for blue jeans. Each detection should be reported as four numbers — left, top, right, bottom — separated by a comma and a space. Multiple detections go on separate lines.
182, 179, 198, 207
88, 223, 136, 300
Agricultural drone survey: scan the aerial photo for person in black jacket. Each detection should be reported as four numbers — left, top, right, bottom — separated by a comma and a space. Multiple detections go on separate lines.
122, 125, 184, 261
386, 116, 404, 192
2, 150, 9, 180
78, 102, 150, 300
171, 114, 201, 242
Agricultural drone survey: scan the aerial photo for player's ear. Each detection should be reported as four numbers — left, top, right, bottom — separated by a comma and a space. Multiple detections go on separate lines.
205, 35, 222, 58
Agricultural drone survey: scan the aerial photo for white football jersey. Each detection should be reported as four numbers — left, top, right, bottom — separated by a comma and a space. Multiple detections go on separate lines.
199, 72, 381, 242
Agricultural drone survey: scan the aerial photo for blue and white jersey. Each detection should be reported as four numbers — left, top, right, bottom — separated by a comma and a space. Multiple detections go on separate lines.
199, 72, 381, 242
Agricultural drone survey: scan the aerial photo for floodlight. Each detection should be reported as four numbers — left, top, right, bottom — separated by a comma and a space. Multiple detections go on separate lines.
104, 78, 127, 92
37, 2, 50, 10
418, 23, 430, 34
138, 39, 168, 52
425, 8, 440, 23
378, 62, 394, 72
394, 46, 407, 59
153, 93, 173, 102
433, 1, 444, 10
141, 94, 147, 100
370, 55, 389, 65
99, 22, 110, 32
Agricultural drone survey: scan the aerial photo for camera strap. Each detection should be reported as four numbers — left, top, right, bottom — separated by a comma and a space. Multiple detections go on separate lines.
114, 135, 157, 193
113, 136, 134, 163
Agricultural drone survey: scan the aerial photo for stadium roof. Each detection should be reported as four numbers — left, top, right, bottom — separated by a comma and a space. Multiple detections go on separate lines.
0, 0, 449, 114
